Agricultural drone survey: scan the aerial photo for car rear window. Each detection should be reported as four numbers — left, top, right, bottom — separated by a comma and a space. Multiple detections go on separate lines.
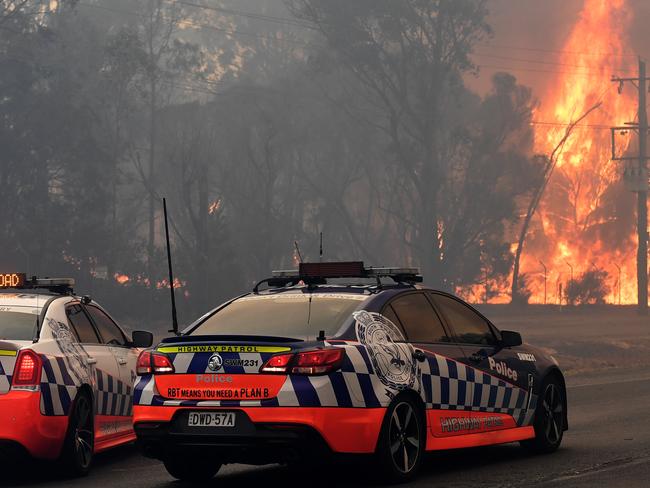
0, 307, 40, 341
192, 293, 367, 339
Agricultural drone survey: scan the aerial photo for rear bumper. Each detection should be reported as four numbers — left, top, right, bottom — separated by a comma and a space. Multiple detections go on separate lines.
134, 406, 385, 462
0, 390, 68, 460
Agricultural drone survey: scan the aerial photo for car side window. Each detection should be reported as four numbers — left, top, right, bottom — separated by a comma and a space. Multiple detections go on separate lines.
85, 306, 126, 346
431, 294, 496, 346
390, 293, 449, 343
381, 304, 407, 338
66, 304, 100, 344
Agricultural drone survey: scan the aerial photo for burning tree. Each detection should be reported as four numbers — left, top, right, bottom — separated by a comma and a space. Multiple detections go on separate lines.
514, 0, 638, 304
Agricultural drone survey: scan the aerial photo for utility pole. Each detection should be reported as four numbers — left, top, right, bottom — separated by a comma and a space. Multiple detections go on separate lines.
612, 57, 649, 315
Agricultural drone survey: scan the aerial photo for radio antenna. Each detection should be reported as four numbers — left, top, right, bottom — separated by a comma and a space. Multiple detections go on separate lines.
319, 232, 323, 262
163, 198, 180, 336
293, 240, 303, 263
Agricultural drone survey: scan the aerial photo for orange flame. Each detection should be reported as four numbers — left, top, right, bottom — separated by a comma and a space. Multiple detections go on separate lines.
521, 0, 637, 304
114, 273, 130, 285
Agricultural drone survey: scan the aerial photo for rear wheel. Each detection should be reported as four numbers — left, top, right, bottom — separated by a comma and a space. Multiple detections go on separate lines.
521, 376, 565, 454
374, 397, 425, 484
163, 453, 221, 482
61, 391, 94, 476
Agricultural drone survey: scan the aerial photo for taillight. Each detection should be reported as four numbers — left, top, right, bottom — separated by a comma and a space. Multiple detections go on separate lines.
12, 350, 42, 386
293, 348, 345, 375
136, 350, 175, 375
260, 348, 345, 375
259, 353, 293, 374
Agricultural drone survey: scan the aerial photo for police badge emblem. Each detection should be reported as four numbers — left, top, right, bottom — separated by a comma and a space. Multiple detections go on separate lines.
353, 310, 418, 391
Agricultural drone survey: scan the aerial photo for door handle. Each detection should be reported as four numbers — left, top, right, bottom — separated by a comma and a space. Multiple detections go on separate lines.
413, 349, 426, 363
118, 359, 128, 365
86, 357, 97, 365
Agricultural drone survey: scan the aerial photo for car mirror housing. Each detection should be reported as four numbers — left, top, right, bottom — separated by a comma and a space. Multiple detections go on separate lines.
132, 330, 154, 348
500, 330, 523, 348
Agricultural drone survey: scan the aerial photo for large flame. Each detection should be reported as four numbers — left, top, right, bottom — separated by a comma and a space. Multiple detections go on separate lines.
462, 0, 639, 304
520, 0, 637, 304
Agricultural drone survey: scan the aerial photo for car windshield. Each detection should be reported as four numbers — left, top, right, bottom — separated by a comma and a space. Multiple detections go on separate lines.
192, 293, 367, 340
0, 305, 40, 341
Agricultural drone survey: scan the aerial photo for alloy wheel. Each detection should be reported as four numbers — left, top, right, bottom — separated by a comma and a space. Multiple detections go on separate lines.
542, 383, 563, 444
74, 396, 94, 469
388, 402, 420, 474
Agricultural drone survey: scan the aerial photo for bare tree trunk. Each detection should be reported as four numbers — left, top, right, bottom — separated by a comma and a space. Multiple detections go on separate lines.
511, 103, 601, 302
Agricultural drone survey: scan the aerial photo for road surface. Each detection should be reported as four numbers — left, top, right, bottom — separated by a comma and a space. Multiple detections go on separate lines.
4, 366, 649, 487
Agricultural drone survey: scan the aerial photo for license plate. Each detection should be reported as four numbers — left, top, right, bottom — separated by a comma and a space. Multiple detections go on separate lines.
187, 412, 236, 428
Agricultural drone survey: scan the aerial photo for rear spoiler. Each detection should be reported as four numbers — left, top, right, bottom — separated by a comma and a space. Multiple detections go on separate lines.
159, 334, 303, 345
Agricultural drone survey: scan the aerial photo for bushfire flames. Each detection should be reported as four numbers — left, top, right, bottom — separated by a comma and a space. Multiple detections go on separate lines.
473, 0, 639, 304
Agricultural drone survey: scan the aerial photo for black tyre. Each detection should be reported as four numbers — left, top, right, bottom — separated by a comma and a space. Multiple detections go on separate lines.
521, 376, 565, 454
61, 391, 94, 477
374, 397, 425, 484
163, 453, 221, 482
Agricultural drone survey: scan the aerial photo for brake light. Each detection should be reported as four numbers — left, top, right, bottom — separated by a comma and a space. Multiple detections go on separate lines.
260, 348, 345, 375
259, 353, 293, 373
12, 350, 42, 386
136, 350, 175, 375
293, 348, 345, 375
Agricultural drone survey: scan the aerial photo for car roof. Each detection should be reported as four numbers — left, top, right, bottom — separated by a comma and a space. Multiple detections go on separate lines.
0, 292, 63, 307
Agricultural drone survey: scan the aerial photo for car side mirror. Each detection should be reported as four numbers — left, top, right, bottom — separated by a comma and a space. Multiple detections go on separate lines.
132, 330, 153, 348
500, 330, 522, 348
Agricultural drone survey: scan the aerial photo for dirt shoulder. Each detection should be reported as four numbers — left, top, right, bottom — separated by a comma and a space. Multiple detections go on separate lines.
478, 305, 650, 376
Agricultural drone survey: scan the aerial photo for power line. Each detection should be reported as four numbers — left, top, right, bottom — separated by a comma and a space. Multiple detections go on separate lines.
476, 63, 634, 78
76, 2, 318, 48
473, 51, 634, 73
530, 121, 616, 130
168, 0, 314, 30
476, 42, 638, 59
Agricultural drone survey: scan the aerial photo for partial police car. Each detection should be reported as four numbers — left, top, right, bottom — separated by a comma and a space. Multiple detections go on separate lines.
0, 274, 153, 475
133, 262, 567, 483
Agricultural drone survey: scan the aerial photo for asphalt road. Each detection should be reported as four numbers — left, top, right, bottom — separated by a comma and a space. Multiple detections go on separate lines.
4, 367, 650, 488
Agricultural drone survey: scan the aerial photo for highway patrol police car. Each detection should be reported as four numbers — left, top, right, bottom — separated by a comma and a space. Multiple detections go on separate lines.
133, 262, 567, 483
0, 274, 153, 475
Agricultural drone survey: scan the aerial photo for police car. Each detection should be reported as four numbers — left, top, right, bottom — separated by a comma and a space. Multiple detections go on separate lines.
133, 262, 567, 483
0, 274, 153, 475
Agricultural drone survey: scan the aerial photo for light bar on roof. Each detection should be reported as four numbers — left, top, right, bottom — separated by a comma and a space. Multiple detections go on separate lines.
365, 267, 421, 277
34, 278, 75, 287
271, 269, 299, 278
270, 262, 422, 282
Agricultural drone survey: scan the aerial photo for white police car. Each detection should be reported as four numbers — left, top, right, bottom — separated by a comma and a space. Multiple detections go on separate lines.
0, 274, 152, 475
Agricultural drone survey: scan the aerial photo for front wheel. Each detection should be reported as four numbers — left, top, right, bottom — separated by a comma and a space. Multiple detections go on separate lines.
61, 391, 94, 476
163, 453, 221, 482
521, 376, 565, 454
373, 397, 425, 484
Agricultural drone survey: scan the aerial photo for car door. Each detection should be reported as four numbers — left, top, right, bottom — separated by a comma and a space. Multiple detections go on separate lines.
65, 303, 123, 442
428, 292, 534, 429
384, 291, 475, 439
84, 304, 137, 434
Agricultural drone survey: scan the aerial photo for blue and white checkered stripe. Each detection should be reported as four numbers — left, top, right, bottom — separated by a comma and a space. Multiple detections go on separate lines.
135, 343, 531, 426
40, 356, 79, 415
0, 355, 16, 394
95, 369, 133, 417
418, 354, 530, 425
40, 356, 132, 416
